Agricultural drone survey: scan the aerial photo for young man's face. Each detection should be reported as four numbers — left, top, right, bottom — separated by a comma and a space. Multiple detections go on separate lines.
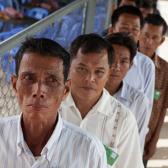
12, 53, 68, 119
139, 23, 165, 57
69, 48, 110, 101
107, 44, 131, 85
113, 13, 141, 43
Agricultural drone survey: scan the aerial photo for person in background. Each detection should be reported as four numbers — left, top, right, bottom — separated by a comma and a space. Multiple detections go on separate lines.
30, 0, 59, 12
0, 0, 23, 19
30, 0, 74, 11
0, 37, 107, 168
60, 33, 144, 168
118, 0, 136, 7
139, 14, 168, 168
110, 5, 155, 116
138, 0, 160, 18
105, 32, 150, 153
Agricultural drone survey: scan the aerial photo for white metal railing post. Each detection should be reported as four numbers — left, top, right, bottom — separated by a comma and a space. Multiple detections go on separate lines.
83, 0, 97, 34
105, 0, 113, 29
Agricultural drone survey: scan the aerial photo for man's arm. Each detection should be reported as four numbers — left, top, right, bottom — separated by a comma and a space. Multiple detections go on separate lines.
116, 110, 144, 168
144, 108, 167, 160
136, 95, 151, 153
143, 57, 155, 114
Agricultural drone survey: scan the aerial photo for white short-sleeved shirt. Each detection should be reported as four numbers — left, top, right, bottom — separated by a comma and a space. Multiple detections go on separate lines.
113, 81, 151, 153
60, 89, 144, 168
0, 114, 107, 168
124, 51, 155, 112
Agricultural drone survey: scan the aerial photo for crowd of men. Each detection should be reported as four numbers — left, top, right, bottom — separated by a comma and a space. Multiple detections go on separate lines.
0, 0, 168, 168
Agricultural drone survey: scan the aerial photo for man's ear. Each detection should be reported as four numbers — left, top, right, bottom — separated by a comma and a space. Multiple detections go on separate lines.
160, 36, 165, 45
129, 61, 133, 69
108, 26, 113, 34
11, 75, 18, 94
62, 80, 71, 101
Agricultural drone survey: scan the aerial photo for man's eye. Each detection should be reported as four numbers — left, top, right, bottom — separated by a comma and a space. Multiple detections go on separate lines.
95, 70, 105, 77
23, 74, 33, 80
121, 27, 129, 31
77, 67, 87, 73
78, 67, 85, 71
47, 77, 57, 82
133, 28, 139, 33
121, 60, 129, 64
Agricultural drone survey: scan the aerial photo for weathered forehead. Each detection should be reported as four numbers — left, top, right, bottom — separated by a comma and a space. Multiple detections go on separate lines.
70, 50, 110, 71
118, 13, 140, 23
19, 53, 64, 74
142, 23, 164, 34
112, 44, 131, 57
74, 48, 108, 61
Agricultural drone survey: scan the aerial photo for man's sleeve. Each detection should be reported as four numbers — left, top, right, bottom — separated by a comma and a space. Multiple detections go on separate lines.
116, 110, 144, 168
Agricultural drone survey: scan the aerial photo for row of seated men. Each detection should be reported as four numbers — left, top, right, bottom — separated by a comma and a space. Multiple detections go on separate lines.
0, 0, 73, 20
0, 2, 168, 168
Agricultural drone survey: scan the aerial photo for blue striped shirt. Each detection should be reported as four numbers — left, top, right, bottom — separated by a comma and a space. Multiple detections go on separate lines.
0, 115, 107, 168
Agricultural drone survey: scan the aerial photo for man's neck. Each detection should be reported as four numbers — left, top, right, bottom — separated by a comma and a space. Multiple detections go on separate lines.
71, 92, 102, 119
105, 81, 122, 96
22, 113, 57, 156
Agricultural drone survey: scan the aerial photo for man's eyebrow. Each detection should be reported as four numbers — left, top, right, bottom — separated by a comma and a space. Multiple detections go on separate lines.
96, 67, 106, 70
20, 71, 34, 75
77, 63, 87, 67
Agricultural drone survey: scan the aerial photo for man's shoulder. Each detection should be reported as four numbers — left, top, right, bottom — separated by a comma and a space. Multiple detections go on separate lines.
0, 115, 19, 125
124, 82, 148, 103
62, 119, 105, 153
105, 90, 134, 120
136, 52, 155, 67
158, 56, 168, 68
0, 115, 19, 139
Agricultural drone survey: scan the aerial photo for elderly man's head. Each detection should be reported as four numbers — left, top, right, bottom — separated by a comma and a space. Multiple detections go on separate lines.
12, 38, 70, 117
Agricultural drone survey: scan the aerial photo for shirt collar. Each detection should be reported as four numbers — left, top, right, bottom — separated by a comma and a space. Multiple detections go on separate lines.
17, 113, 25, 156
152, 53, 160, 69
132, 51, 139, 66
65, 89, 112, 117
17, 113, 63, 161
114, 81, 132, 102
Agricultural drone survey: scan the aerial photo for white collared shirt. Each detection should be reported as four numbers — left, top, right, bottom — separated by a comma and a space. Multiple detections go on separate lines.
60, 89, 144, 168
0, 114, 107, 168
113, 81, 151, 153
124, 51, 155, 112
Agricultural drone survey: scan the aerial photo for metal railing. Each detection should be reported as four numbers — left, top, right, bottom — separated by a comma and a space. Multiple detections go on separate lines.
0, 0, 113, 57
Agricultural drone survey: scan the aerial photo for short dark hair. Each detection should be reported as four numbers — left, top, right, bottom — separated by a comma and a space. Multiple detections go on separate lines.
69, 33, 114, 67
15, 38, 70, 81
111, 5, 143, 27
105, 32, 137, 62
143, 14, 168, 35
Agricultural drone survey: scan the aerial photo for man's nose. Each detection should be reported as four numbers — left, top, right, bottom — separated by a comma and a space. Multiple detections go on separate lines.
146, 38, 153, 45
32, 82, 45, 99
112, 62, 121, 71
85, 72, 96, 83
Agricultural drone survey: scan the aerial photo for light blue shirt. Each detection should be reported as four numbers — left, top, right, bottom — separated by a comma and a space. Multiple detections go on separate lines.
0, 114, 107, 168
0, 0, 22, 10
113, 81, 151, 153
124, 51, 155, 113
